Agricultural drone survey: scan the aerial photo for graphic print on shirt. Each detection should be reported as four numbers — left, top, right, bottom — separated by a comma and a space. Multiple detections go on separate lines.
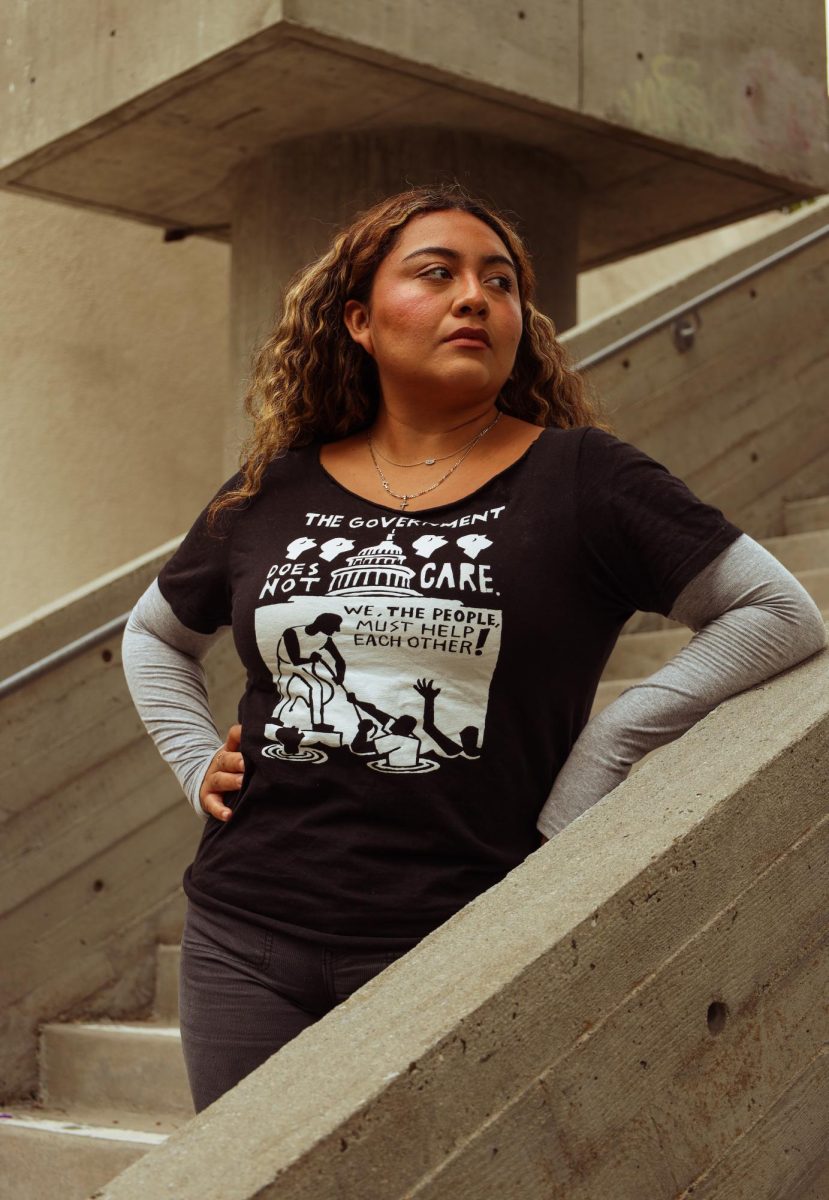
253, 506, 504, 773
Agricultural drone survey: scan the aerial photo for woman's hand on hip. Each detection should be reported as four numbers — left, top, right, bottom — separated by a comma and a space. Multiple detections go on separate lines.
199, 724, 244, 821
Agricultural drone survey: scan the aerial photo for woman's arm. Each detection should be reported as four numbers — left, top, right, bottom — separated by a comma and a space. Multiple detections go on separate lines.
536, 533, 827, 840
121, 579, 235, 820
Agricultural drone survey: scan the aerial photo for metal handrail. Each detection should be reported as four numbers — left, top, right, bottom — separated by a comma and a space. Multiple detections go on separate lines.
576, 221, 829, 370
2, 218, 827, 700
0, 611, 132, 701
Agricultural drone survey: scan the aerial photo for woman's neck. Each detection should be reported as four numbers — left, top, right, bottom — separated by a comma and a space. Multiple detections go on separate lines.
368, 399, 501, 461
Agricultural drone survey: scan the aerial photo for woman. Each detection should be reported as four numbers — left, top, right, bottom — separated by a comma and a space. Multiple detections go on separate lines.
122, 184, 826, 1113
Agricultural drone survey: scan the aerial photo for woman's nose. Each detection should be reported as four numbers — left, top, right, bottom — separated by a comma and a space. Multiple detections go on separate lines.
453, 274, 489, 316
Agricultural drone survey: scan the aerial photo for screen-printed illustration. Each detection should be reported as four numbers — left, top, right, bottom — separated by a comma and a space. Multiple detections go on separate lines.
253, 509, 504, 774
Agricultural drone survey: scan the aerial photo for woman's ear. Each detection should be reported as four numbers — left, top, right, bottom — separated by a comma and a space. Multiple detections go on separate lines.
344, 298, 374, 358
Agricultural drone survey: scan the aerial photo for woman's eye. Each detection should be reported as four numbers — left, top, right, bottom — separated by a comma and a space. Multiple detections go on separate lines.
420, 266, 515, 292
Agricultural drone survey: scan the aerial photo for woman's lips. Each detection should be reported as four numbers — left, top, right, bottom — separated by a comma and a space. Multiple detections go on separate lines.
444, 327, 491, 346
444, 337, 490, 348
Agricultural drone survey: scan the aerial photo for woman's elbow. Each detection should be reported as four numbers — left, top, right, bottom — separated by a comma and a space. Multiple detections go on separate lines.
802, 608, 828, 658
770, 579, 827, 664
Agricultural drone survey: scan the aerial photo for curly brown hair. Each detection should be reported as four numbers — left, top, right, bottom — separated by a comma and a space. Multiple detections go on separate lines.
209, 182, 610, 525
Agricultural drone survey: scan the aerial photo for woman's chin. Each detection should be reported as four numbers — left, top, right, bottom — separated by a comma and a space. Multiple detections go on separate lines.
415, 362, 507, 398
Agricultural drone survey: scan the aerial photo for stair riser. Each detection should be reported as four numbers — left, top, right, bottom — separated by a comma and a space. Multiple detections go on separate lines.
783, 496, 829, 535
759, 529, 829, 572
154, 944, 180, 1022
41, 1026, 193, 1117
1, 1126, 146, 1200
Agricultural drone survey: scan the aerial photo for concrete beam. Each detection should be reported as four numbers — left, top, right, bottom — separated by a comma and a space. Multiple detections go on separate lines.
1, 2, 826, 267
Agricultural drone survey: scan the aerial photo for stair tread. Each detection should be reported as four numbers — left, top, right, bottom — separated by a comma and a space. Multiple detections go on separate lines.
0, 1103, 184, 1142
0, 1105, 183, 1200
44, 1019, 180, 1038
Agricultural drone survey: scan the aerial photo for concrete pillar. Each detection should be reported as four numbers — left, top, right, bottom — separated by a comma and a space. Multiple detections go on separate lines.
227, 129, 581, 470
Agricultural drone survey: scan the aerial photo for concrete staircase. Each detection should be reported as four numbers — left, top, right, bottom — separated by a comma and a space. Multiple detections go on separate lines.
1, 945, 189, 1198
2, 497, 827, 1200
595, 497, 829, 714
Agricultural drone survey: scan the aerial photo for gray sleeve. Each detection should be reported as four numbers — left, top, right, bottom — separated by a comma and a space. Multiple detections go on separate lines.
121, 579, 230, 820
536, 533, 827, 839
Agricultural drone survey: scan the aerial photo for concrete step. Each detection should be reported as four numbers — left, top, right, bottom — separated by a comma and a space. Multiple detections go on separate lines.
0, 1106, 181, 1200
154, 943, 180, 1022
602, 604, 829, 700
607, 571, 828, 683
621, 569, 829, 637
758, 528, 829, 572
621, 609, 683, 635
3, 948, 191, 1199
592, 678, 632, 715
783, 494, 829, 535
604, 626, 693, 681
41, 1021, 193, 1118
795, 567, 829, 611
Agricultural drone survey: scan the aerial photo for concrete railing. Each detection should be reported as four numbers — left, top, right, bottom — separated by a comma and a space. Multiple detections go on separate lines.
96, 636, 828, 1200
0, 545, 245, 1098
564, 198, 829, 540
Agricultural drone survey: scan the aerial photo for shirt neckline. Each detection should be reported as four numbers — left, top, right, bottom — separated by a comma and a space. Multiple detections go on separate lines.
314, 426, 552, 516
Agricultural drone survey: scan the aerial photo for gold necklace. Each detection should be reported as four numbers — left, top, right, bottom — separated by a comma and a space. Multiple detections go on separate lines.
366, 411, 502, 511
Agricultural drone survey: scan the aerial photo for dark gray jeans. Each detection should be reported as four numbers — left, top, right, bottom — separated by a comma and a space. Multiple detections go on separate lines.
179, 899, 411, 1112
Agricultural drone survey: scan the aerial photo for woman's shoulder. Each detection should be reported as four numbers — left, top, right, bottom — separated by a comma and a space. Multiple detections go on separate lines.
231, 443, 320, 504
527, 421, 609, 462
196, 444, 316, 535
559, 424, 665, 477
517, 424, 648, 500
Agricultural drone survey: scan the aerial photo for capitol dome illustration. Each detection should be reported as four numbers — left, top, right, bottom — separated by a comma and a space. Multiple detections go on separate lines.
328, 536, 421, 597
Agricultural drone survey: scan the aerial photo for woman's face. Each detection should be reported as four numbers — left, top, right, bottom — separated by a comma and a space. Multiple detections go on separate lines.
344, 209, 523, 409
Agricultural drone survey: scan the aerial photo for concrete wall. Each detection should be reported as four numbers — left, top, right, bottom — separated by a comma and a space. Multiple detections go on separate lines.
577, 201, 819, 323
0, 547, 245, 1099
95, 638, 829, 1200
0, 188, 230, 629
567, 197, 829, 540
